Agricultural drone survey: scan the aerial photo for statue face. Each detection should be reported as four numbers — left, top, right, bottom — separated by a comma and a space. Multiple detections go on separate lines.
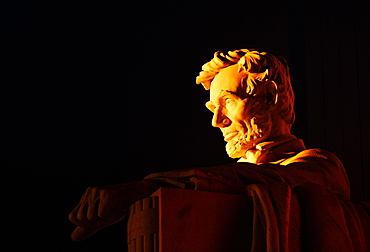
206, 64, 272, 158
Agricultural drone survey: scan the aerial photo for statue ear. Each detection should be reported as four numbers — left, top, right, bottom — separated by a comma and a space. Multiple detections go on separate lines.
264, 81, 278, 110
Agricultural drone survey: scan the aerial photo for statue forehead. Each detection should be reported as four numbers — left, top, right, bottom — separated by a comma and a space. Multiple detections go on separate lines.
209, 64, 247, 101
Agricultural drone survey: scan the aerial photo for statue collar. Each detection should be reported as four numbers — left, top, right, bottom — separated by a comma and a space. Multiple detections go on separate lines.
237, 134, 306, 164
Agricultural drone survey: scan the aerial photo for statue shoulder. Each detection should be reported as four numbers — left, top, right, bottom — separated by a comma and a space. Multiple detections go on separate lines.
281, 148, 344, 168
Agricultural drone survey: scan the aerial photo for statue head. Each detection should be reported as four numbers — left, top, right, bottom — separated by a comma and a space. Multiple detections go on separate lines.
196, 49, 295, 158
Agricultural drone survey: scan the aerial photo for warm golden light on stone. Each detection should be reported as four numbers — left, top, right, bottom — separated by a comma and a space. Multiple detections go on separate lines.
69, 49, 370, 252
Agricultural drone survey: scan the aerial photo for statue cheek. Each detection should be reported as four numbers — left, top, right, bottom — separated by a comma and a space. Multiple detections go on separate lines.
251, 99, 268, 118
235, 100, 253, 120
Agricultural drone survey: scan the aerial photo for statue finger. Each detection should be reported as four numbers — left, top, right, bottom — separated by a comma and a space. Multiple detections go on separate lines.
75, 200, 103, 228
87, 198, 111, 224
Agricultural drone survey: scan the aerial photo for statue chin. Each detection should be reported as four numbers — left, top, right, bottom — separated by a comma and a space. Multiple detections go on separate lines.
225, 129, 268, 158
225, 116, 271, 158
225, 143, 244, 158
225, 139, 256, 159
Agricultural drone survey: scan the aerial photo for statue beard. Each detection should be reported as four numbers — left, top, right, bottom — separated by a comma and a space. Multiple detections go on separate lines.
225, 114, 271, 159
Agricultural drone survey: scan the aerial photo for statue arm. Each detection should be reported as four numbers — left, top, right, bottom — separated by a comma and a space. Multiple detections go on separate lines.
69, 149, 349, 241
144, 150, 350, 198
144, 162, 285, 194
69, 164, 283, 241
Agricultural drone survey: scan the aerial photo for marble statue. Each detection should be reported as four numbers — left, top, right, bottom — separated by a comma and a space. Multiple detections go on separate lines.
69, 49, 370, 251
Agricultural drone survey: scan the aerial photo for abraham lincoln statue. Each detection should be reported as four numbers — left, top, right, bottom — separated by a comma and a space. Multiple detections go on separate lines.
69, 49, 370, 251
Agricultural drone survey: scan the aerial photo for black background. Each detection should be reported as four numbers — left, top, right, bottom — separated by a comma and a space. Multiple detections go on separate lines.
3, 0, 366, 251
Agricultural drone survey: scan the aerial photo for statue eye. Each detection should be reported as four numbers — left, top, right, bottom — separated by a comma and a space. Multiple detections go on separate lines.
224, 98, 235, 106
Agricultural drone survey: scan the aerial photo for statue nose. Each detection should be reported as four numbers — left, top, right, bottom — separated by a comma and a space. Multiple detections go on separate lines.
212, 107, 231, 128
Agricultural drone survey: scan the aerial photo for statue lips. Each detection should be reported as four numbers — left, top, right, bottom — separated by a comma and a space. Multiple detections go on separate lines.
223, 132, 239, 142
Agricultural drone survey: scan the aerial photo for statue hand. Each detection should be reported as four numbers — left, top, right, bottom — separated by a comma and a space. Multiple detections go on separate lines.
69, 180, 160, 242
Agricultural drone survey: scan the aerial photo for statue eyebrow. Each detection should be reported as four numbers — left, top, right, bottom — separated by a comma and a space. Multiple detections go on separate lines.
219, 90, 239, 99
223, 89, 254, 99
224, 90, 238, 95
